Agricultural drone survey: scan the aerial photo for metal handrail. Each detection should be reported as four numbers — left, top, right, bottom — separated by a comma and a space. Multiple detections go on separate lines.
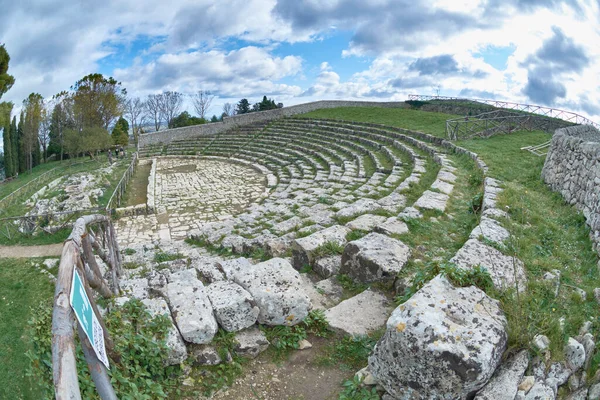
408, 94, 600, 129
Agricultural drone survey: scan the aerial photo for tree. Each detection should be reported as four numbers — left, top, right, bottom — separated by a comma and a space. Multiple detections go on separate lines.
10, 116, 18, 173
146, 94, 164, 132
1, 103, 13, 178
125, 97, 146, 145
48, 91, 75, 161
64, 127, 111, 159
17, 114, 25, 173
72, 73, 126, 130
258, 95, 278, 111
22, 93, 43, 172
170, 111, 206, 128
111, 117, 129, 146
159, 91, 183, 129
39, 102, 51, 162
222, 102, 233, 117
192, 90, 214, 119
210, 115, 219, 123
0, 45, 15, 100
236, 98, 250, 114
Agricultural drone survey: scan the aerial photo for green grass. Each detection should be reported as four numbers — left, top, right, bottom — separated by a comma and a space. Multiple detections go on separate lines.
458, 130, 600, 364
300, 107, 462, 138
0, 258, 54, 400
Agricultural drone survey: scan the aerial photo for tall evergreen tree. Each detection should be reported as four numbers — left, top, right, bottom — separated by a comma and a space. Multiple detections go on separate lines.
111, 116, 129, 146
17, 113, 25, 173
10, 116, 18, 174
0, 45, 15, 100
2, 119, 12, 177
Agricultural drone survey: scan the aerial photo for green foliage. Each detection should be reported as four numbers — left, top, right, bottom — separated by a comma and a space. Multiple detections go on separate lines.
336, 274, 368, 297
170, 111, 206, 128
0, 44, 15, 100
236, 98, 251, 114
123, 248, 136, 255
72, 73, 126, 130
468, 192, 483, 214
318, 334, 380, 371
111, 117, 129, 146
405, 100, 429, 109
26, 298, 182, 399
153, 250, 184, 263
313, 241, 345, 258
346, 229, 368, 242
262, 325, 308, 358
318, 196, 335, 205
303, 309, 332, 338
64, 127, 112, 158
395, 262, 494, 304
339, 376, 380, 400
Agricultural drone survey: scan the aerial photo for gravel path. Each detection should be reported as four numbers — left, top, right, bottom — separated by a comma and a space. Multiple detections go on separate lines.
0, 243, 63, 258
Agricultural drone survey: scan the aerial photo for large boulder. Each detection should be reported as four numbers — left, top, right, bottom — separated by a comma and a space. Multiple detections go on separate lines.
233, 258, 311, 326
475, 350, 530, 400
206, 281, 259, 332
450, 239, 527, 292
166, 269, 218, 344
369, 275, 507, 399
340, 233, 411, 284
140, 298, 187, 365
291, 225, 351, 269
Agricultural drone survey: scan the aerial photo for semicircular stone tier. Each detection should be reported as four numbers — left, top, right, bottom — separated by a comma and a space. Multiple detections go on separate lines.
128, 118, 460, 267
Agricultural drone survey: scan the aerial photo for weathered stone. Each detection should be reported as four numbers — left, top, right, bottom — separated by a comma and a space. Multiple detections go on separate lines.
469, 217, 510, 244
345, 214, 388, 231
120, 278, 150, 299
141, 297, 187, 365
431, 178, 454, 195
233, 258, 311, 326
594, 288, 600, 305
532, 335, 550, 352
414, 190, 450, 212
314, 277, 344, 301
324, 289, 392, 336
313, 255, 342, 278
398, 206, 422, 220
369, 275, 507, 400
217, 257, 252, 280
298, 339, 312, 350
450, 239, 527, 292
166, 269, 218, 344
340, 233, 411, 284
192, 345, 222, 366
566, 388, 588, 400
191, 258, 225, 283
234, 326, 270, 359
589, 382, 600, 399
335, 198, 380, 218
524, 382, 555, 399
374, 217, 409, 236
518, 376, 535, 393
475, 350, 530, 400
206, 281, 259, 332
565, 337, 586, 371
545, 362, 571, 394
356, 366, 378, 386
580, 333, 595, 370
291, 225, 351, 269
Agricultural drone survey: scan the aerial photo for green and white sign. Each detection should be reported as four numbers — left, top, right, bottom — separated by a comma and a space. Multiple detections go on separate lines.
70, 268, 110, 369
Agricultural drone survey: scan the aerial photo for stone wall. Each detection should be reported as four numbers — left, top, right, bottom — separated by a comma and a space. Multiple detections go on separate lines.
542, 125, 600, 255
138, 100, 409, 148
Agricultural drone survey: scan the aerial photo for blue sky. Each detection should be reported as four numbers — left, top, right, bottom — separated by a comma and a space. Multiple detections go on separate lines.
0, 0, 599, 121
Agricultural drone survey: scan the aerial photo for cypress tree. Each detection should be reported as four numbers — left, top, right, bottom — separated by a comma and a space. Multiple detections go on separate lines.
10, 116, 18, 175
2, 121, 12, 177
18, 113, 26, 173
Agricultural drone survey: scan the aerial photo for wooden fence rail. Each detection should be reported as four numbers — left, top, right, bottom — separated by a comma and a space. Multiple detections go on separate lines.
52, 214, 121, 400
105, 153, 138, 213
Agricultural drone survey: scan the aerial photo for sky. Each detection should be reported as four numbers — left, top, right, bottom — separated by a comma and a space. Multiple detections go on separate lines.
0, 0, 599, 122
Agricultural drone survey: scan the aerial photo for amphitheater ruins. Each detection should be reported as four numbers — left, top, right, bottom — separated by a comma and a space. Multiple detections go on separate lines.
35, 100, 600, 399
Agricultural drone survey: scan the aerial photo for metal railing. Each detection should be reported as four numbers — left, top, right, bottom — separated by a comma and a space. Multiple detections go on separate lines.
0, 166, 63, 215
408, 94, 600, 130
445, 109, 574, 140
52, 214, 121, 400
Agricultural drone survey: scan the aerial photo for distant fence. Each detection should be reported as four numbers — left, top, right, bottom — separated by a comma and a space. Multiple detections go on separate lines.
105, 153, 138, 213
0, 165, 63, 216
408, 94, 600, 130
445, 109, 574, 140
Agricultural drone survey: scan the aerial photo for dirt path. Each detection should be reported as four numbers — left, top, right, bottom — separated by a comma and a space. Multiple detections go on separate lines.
0, 243, 63, 258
